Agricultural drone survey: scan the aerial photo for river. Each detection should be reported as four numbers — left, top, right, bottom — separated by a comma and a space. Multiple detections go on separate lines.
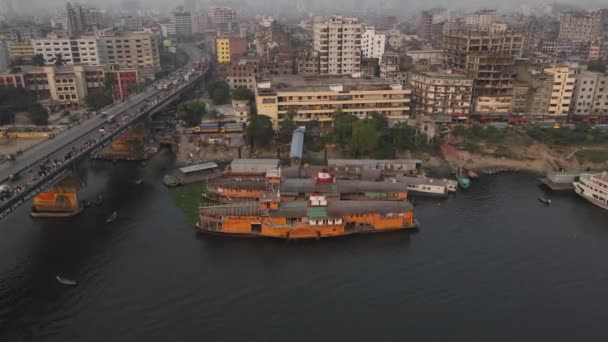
1, 150, 607, 341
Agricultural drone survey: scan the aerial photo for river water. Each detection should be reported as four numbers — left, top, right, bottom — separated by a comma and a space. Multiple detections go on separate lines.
1, 150, 607, 341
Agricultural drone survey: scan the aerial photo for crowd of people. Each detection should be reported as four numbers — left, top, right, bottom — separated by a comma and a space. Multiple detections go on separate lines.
0, 68, 199, 208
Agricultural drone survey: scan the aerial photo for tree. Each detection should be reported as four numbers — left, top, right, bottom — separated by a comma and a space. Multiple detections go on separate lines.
333, 110, 358, 148
277, 108, 298, 143
210, 80, 230, 105
84, 88, 113, 110
178, 100, 207, 126
32, 53, 46, 67
0, 86, 49, 125
11, 57, 24, 66
390, 122, 426, 151
26, 104, 49, 125
351, 120, 380, 157
53, 53, 66, 66
247, 114, 275, 148
231, 87, 253, 101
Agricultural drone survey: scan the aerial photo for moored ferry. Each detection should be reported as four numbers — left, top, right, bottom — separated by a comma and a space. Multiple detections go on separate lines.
196, 193, 418, 240
573, 172, 608, 211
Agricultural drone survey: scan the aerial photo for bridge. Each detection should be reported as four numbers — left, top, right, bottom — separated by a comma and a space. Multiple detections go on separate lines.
0, 44, 210, 221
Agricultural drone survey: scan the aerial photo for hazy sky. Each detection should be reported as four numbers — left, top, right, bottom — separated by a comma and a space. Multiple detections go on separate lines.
2, 0, 607, 18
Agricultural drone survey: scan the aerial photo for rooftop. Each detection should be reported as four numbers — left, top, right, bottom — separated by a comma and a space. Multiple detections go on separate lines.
179, 162, 219, 174
257, 75, 406, 93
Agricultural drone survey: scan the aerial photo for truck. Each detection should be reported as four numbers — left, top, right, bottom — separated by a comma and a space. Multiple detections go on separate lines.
223, 123, 245, 133
195, 122, 220, 133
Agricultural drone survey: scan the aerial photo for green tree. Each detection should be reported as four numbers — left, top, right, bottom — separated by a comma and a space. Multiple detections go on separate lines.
178, 100, 207, 126
333, 110, 358, 148
351, 120, 380, 157
12, 57, 24, 66
210, 80, 230, 105
84, 88, 113, 110
277, 108, 298, 143
0, 87, 49, 125
247, 114, 275, 148
231, 87, 253, 101
32, 53, 45, 67
390, 122, 425, 150
26, 104, 49, 125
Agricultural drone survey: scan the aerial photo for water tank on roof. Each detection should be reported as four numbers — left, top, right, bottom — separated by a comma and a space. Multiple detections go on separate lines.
329, 84, 344, 92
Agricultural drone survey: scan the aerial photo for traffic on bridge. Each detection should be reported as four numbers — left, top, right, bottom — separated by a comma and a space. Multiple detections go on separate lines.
0, 43, 209, 221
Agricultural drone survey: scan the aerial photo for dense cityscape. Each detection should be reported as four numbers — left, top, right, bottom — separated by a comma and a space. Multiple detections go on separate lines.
1, 1, 608, 340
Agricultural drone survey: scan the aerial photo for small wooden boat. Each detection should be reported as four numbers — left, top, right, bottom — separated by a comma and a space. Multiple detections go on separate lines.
56, 275, 77, 286
538, 196, 551, 205
134, 179, 143, 185
106, 211, 118, 223
468, 170, 480, 179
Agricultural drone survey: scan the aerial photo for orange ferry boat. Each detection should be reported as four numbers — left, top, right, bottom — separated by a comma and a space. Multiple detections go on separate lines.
196, 193, 418, 240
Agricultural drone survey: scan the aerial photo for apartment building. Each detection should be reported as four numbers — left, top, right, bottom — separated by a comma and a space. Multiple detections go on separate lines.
361, 27, 385, 60
172, 7, 193, 36
443, 27, 524, 115
191, 15, 207, 34
514, 65, 554, 115
0, 65, 138, 105
215, 37, 247, 64
410, 70, 474, 117
543, 66, 575, 117
572, 71, 608, 117
0, 41, 9, 72
558, 12, 602, 42
380, 52, 399, 79
226, 59, 257, 90
313, 16, 362, 75
296, 51, 320, 75
208, 7, 238, 35
255, 75, 411, 127
32, 37, 101, 65
95, 30, 161, 75
8, 41, 35, 61
464, 9, 497, 31
123, 16, 144, 31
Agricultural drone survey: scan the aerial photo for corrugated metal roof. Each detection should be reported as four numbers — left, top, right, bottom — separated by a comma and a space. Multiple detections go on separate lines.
179, 162, 219, 174
289, 126, 305, 159
230, 159, 280, 173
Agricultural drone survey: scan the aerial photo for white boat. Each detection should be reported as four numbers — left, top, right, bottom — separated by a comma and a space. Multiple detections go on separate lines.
106, 211, 118, 223
134, 179, 143, 185
388, 176, 457, 197
56, 275, 77, 286
573, 172, 608, 211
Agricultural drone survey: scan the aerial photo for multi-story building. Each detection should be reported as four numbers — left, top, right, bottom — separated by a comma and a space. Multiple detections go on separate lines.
406, 50, 444, 66
416, 8, 447, 40
464, 9, 497, 31
379, 52, 399, 79
313, 16, 362, 75
191, 15, 207, 34
123, 16, 144, 31
7, 41, 35, 62
558, 12, 602, 42
361, 27, 385, 60
514, 64, 555, 116
255, 75, 411, 127
82, 7, 103, 29
410, 70, 474, 118
443, 27, 524, 115
172, 7, 192, 36
66, 2, 84, 36
226, 59, 257, 90
588, 43, 602, 61
543, 66, 575, 117
296, 51, 320, 75
208, 7, 237, 36
572, 71, 608, 117
32, 37, 101, 65
215, 36, 247, 64
95, 30, 161, 76
0, 65, 138, 105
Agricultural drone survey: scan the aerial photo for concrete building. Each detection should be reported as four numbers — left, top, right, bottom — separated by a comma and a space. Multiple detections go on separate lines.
416, 8, 447, 40
558, 12, 602, 42
66, 2, 84, 36
0, 65, 138, 105
464, 9, 497, 31
32, 37, 101, 65
172, 7, 192, 36
543, 66, 575, 117
255, 75, 411, 127
226, 59, 257, 90
410, 70, 474, 118
514, 64, 555, 116
572, 71, 608, 117
443, 29, 524, 115
8, 41, 35, 61
215, 37, 247, 64
313, 16, 362, 75
95, 30, 161, 76
296, 51, 320, 75
123, 16, 144, 31
208, 7, 237, 35
406, 50, 444, 66
159, 23, 176, 37
191, 15, 207, 34
82, 7, 103, 29
361, 27, 385, 60
380, 52, 399, 79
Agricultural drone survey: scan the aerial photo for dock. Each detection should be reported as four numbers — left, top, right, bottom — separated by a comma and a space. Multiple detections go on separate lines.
539, 171, 582, 191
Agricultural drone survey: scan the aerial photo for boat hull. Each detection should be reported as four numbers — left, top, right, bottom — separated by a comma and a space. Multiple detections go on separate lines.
575, 186, 608, 211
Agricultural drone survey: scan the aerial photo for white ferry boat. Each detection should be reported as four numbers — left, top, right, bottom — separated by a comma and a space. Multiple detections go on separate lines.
573, 172, 608, 211
387, 176, 458, 197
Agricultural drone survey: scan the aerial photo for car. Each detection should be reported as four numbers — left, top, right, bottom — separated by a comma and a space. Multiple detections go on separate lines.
101, 111, 108, 117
